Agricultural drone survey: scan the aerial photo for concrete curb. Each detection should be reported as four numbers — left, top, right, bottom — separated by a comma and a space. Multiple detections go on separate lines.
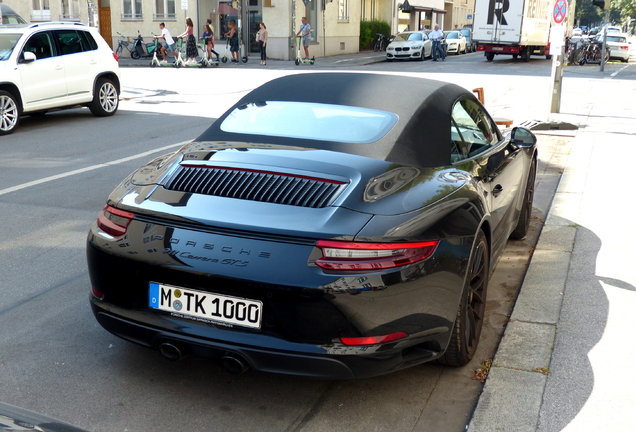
468, 127, 580, 432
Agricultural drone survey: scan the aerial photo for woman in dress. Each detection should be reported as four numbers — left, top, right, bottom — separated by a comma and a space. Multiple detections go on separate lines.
177, 17, 197, 64
256, 23, 268, 66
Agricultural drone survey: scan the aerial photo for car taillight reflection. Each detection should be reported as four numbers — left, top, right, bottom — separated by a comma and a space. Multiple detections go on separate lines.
96, 204, 134, 236
340, 332, 409, 346
315, 239, 439, 271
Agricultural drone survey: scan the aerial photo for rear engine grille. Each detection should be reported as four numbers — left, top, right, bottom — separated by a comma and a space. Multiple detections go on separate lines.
163, 165, 345, 208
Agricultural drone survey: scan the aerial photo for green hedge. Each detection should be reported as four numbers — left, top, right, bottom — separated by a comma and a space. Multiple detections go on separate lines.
360, 20, 391, 50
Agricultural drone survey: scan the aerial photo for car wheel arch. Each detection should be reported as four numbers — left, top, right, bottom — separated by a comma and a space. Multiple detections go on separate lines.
0, 83, 23, 112
93, 72, 121, 95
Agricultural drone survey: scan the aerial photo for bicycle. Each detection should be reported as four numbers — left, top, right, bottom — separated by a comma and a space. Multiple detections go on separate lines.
583, 40, 610, 65
374, 33, 387, 52
114, 32, 134, 58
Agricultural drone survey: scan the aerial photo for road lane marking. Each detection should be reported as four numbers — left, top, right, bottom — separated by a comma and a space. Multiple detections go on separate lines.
0, 141, 189, 197
608, 64, 631, 78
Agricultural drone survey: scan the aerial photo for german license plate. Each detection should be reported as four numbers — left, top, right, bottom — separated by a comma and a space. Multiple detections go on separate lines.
149, 282, 262, 329
492, 47, 504, 51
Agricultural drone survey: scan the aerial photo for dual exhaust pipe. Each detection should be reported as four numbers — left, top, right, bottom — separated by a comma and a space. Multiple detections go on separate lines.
158, 342, 250, 375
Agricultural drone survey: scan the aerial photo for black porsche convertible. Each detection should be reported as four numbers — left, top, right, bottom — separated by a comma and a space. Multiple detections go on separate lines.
87, 73, 537, 379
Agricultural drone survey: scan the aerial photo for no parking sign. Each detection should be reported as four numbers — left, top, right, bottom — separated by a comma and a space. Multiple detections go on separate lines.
552, 0, 567, 25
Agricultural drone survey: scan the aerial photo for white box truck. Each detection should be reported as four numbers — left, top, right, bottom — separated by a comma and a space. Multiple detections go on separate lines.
473, 0, 553, 61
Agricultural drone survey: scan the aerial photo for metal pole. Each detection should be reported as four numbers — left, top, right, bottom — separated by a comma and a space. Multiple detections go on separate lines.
600, 9, 609, 71
291, 0, 296, 60
549, 42, 565, 113
322, 0, 326, 57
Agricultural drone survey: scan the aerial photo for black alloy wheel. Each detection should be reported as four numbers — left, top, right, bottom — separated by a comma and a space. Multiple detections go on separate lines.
510, 159, 537, 240
439, 229, 489, 366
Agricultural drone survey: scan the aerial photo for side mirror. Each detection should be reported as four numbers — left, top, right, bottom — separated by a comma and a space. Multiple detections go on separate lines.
510, 126, 537, 147
21, 51, 37, 63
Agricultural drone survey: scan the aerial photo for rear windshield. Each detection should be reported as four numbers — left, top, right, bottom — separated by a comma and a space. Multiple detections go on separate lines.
220, 101, 398, 144
607, 36, 626, 43
0, 33, 21, 60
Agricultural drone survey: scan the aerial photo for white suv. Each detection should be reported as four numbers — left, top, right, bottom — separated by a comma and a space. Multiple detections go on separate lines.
0, 22, 120, 135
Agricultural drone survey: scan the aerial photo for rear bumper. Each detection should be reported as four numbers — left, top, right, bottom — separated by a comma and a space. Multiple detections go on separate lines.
476, 44, 549, 55
92, 301, 446, 379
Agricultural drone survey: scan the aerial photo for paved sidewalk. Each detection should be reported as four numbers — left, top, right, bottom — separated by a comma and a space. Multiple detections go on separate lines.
468, 65, 636, 430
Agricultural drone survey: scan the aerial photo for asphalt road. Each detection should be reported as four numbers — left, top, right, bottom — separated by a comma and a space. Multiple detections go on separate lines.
0, 55, 584, 432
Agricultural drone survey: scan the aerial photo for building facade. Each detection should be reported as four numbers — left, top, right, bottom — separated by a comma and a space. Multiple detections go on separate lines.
360, 0, 473, 34
2, 0, 360, 60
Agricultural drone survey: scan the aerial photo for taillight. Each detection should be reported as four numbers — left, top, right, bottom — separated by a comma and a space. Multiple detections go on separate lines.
340, 332, 408, 346
92, 287, 105, 300
113, 52, 119, 62
621, 45, 629, 50
96, 204, 134, 236
315, 240, 439, 271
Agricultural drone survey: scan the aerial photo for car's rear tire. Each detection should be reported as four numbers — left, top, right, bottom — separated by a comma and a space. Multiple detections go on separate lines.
510, 159, 536, 240
439, 229, 489, 366
0, 90, 20, 135
89, 78, 119, 117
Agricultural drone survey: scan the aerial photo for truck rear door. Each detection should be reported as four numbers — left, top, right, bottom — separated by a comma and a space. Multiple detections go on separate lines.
473, 0, 524, 44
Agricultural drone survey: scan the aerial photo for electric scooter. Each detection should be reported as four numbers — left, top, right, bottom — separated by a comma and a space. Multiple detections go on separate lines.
295, 36, 315, 65
220, 36, 248, 64
131, 31, 160, 59
173, 38, 202, 68
220, 37, 230, 63
149, 34, 175, 67
197, 39, 219, 67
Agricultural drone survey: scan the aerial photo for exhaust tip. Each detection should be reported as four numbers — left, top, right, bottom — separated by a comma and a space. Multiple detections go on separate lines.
221, 354, 250, 375
159, 342, 186, 361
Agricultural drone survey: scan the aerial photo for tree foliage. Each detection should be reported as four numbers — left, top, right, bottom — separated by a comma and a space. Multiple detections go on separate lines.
576, 0, 634, 27
575, 0, 603, 26
360, 21, 391, 50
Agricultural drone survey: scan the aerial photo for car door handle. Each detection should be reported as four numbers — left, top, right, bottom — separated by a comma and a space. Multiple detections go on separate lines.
55, 65, 63, 70
492, 185, 503, 197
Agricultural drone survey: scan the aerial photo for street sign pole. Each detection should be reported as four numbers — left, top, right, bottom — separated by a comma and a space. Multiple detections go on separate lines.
600, 9, 609, 72
549, 27, 565, 113
549, 0, 568, 113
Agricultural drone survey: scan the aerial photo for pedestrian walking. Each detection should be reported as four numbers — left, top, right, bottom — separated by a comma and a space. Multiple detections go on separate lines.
177, 17, 198, 64
296, 17, 311, 59
430, 24, 446, 61
256, 23, 268, 65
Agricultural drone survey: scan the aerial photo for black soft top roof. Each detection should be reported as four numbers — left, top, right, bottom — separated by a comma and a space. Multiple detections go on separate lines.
196, 73, 476, 168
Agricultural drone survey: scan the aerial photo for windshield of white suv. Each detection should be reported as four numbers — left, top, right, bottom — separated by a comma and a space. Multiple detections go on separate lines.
0, 33, 21, 60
